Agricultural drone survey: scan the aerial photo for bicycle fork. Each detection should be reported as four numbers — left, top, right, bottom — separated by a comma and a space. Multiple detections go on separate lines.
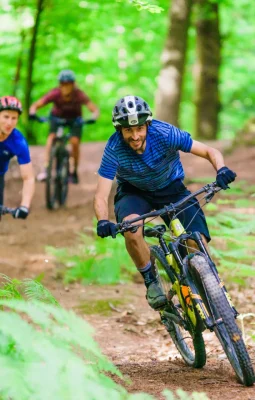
191, 232, 239, 318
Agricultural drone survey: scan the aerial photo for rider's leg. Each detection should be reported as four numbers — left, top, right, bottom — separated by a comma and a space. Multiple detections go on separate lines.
69, 124, 82, 184
69, 136, 80, 171
0, 174, 4, 205
37, 132, 56, 181
114, 191, 167, 309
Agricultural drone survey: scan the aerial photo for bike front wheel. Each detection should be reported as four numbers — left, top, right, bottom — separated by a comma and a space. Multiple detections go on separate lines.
150, 245, 206, 368
46, 146, 69, 210
190, 255, 254, 386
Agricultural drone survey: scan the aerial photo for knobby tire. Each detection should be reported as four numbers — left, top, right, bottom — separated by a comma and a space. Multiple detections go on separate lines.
189, 255, 254, 386
150, 245, 206, 368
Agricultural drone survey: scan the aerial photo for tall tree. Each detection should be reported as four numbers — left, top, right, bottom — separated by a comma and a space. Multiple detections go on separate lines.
13, 30, 26, 97
155, 0, 193, 126
194, 0, 221, 139
24, 0, 45, 141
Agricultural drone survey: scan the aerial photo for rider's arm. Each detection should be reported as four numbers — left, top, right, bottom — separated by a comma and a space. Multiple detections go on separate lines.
94, 176, 113, 220
19, 162, 35, 208
190, 140, 225, 171
29, 98, 45, 115
85, 100, 100, 120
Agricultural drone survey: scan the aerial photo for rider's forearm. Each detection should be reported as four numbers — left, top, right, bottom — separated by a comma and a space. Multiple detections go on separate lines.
94, 196, 109, 220
21, 177, 35, 208
29, 99, 44, 114
91, 109, 100, 120
205, 147, 225, 171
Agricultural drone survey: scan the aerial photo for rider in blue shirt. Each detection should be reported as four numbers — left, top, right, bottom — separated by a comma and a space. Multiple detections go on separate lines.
0, 97, 35, 219
94, 95, 236, 310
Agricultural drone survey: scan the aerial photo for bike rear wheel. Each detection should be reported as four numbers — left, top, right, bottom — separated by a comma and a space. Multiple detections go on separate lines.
150, 245, 206, 368
190, 255, 254, 386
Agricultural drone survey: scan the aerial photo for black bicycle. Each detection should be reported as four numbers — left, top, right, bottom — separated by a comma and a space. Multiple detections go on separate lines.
0, 206, 16, 217
115, 182, 254, 386
30, 115, 95, 210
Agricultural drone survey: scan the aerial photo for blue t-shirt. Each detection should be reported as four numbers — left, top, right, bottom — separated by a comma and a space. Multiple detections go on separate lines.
98, 119, 193, 191
0, 128, 31, 176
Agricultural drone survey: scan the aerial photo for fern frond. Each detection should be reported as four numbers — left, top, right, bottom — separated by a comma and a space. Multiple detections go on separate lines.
23, 279, 59, 306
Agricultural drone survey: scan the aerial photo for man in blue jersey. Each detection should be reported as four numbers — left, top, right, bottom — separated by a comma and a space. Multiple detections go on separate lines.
94, 95, 236, 310
0, 96, 34, 218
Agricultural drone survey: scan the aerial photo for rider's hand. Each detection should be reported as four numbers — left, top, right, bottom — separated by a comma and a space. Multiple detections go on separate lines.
97, 220, 117, 238
216, 166, 236, 190
12, 206, 29, 219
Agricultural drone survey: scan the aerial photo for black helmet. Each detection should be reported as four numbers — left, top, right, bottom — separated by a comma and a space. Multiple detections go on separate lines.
112, 95, 152, 129
58, 69, 76, 83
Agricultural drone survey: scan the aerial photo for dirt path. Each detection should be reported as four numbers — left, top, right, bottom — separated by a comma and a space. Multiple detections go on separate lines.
0, 142, 255, 399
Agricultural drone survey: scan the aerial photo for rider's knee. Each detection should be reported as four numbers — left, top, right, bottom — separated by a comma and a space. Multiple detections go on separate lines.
70, 136, 80, 146
123, 214, 143, 243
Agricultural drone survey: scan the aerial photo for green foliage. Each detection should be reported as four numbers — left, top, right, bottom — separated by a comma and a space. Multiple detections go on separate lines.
75, 298, 125, 315
0, 274, 59, 305
0, 279, 210, 400
47, 232, 135, 285
1, 0, 254, 142
204, 183, 255, 283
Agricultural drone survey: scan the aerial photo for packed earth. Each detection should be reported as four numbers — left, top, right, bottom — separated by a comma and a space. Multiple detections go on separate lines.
1, 141, 255, 400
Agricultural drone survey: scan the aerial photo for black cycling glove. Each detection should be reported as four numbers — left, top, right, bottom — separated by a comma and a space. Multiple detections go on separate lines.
216, 167, 236, 190
13, 206, 29, 219
97, 220, 117, 238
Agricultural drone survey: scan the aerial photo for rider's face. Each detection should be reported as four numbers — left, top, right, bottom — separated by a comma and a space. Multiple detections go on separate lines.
0, 110, 19, 137
59, 82, 75, 96
121, 124, 147, 153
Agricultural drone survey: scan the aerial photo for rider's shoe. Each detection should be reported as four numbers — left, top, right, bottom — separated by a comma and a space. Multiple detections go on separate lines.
69, 171, 79, 184
146, 280, 167, 310
37, 170, 47, 182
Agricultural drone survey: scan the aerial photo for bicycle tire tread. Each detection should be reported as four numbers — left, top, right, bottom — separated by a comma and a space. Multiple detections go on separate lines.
190, 255, 254, 386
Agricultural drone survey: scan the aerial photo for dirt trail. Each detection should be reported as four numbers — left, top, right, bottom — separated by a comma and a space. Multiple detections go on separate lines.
0, 142, 255, 399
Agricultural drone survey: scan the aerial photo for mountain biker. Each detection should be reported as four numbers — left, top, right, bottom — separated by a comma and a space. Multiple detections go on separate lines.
0, 96, 35, 219
29, 69, 100, 184
94, 95, 236, 310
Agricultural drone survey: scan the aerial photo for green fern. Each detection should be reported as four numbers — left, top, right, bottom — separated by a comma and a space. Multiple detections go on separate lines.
23, 279, 59, 306
0, 299, 209, 400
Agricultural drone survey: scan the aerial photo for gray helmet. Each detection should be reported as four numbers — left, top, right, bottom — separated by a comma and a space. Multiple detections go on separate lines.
58, 69, 76, 83
112, 95, 152, 128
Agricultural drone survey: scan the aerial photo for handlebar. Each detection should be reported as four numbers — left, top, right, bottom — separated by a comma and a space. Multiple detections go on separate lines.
0, 206, 16, 216
115, 182, 222, 234
29, 114, 96, 126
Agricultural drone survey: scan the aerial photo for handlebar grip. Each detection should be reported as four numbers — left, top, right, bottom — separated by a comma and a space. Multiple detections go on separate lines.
0, 206, 16, 215
29, 114, 48, 123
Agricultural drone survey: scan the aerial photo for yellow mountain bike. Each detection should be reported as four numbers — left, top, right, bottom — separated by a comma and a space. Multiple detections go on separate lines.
115, 182, 254, 386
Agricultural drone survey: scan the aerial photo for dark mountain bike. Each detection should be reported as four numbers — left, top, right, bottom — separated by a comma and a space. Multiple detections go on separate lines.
115, 182, 255, 386
0, 206, 15, 217
30, 115, 95, 210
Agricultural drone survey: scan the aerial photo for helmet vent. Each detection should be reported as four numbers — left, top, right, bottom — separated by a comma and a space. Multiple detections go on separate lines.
128, 101, 134, 108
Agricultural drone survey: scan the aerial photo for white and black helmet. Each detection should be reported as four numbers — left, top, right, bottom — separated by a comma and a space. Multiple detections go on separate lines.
112, 95, 152, 129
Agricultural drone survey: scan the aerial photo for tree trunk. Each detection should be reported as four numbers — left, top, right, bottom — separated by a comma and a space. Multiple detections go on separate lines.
13, 31, 26, 97
194, 0, 221, 139
155, 0, 193, 126
24, 0, 44, 142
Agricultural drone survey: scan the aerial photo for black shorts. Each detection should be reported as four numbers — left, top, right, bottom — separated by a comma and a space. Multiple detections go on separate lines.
0, 174, 4, 205
114, 180, 211, 242
49, 118, 83, 139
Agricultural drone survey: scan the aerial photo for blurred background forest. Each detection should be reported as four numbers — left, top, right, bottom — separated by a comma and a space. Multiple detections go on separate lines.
0, 0, 254, 144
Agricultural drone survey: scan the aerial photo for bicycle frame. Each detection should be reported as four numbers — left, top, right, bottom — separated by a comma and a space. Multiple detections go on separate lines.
116, 182, 237, 331
156, 217, 215, 330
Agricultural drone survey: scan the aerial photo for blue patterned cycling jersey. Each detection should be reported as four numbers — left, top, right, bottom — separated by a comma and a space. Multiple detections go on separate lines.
98, 119, 193, 191
0, 128, 31, 176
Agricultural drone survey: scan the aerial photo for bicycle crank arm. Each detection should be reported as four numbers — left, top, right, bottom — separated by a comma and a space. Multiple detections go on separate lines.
160, 310, 185, 327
